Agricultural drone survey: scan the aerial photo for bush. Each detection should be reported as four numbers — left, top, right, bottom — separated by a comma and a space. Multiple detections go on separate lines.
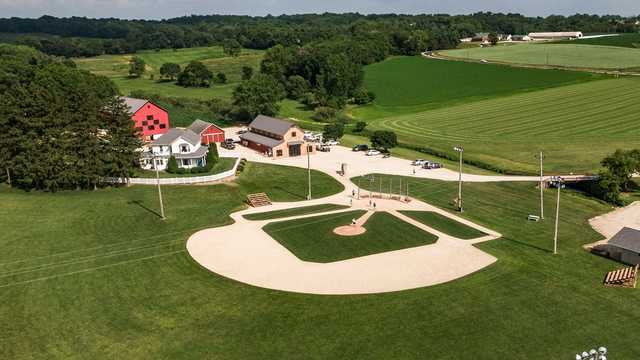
166, 155, 178, 173
215, 72, 227, 84
353, 87, 375, 105
241, 66, 253, 80
354, 121, 367, 132
176, 168, 187, 174
312, 106, 337, 122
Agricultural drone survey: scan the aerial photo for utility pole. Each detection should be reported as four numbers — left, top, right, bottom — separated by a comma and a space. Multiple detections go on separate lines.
154, 156, 165, 220
552, 176, 563, 255
307, 147, 311, 200
536, 151, 544, 219
454, 147, 464, 211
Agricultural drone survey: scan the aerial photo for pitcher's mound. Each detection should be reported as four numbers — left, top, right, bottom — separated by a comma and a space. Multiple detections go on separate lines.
333, 225, 366, 236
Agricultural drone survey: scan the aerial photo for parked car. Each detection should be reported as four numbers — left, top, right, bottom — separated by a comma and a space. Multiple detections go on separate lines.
324, 139, 339, 146
352, 144, 369, 152
316, 144, 331, 152
422, 161, 443, 169
366, 149, 381, 156
236, 128, 248, 135
412, 159, 427, 166
382, 153, 391, 158
221, 139, 236, 149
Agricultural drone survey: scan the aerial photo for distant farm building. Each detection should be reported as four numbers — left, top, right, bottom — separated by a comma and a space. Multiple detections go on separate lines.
124, 97, 170, 142
239, 115, 316, 158
188, 119, 225, 145
592, 227, 640, 265
528, 31, 583, 41
510, 35, 532, 42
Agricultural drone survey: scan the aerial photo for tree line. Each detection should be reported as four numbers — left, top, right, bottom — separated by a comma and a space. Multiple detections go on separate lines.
0, 44, 141, 191
2, 13, 638, 57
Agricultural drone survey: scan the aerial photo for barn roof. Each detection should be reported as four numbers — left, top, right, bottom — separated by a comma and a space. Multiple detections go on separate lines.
249, 115, 295, 136
609, 227, 640, 253
188, 119, 214, 135
122, 97, 149, 114
151, 128, 201, 147
239, 131, 283, 148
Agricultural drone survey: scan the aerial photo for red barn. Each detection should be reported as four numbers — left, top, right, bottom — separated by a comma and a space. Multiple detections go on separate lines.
188, 119, 225, 144
124, 97, 170, 142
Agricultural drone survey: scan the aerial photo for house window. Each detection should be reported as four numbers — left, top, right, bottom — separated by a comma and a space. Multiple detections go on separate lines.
182, 159, 190, 166
292, 131, 297, 137
155, 159, 163, 165
154, 119, 160, 124
147, 115, 153, 120
142, 120, 148, 126
148, 125, 155, 130
276, 149, 283, 157
159, 124, 166, 129
180, 144, 189, 153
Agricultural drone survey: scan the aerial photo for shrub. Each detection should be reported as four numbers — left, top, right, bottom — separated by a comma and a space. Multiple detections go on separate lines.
166, 155, 178, 173
176, 168, 187, 174
205, 144, 219, 170
312, 106, 337, 122
215, 72, 227, 84
354, 121, 367, 132
353, 87, 374, 105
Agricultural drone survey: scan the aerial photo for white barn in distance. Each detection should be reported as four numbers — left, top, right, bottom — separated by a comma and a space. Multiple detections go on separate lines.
528, 31, 583, 40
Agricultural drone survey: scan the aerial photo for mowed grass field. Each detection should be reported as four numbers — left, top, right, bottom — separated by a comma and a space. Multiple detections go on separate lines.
4, 165, 640, 358
440, 43, 640, 70
368, 76, 640, 174
555, 33, 640, 48
75, 46, 263, 99
360, 56, 595, 114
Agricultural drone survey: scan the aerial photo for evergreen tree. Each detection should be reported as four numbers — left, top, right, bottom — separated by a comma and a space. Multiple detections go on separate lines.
166, 155, 178, 173
205, 143, 219, 170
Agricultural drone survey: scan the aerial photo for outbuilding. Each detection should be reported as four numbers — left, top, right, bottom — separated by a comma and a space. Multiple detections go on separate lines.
188, 119, 225, 145
239, 115, 315, 158
528, 32, 583, 41
593, 227, 640, 265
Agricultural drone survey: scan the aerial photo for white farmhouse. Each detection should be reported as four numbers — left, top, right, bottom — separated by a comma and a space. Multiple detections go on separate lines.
141, 128, 209, 171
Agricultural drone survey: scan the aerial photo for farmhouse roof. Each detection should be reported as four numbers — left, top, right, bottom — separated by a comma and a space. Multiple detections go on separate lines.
239, 131, 283, 148
249, 115, 295, 136
609, 227, 640, 253
174, 146, 208, 159
151, 128, 201, 147
122, 96, 149, 114
188, 119, 215, 135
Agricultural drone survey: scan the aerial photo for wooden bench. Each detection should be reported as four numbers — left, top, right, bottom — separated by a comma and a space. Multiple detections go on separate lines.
247, 193, 272, 207
603, 265, 638, 288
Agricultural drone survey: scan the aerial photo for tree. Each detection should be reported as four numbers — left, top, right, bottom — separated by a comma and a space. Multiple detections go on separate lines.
322, 122, 345, 141
370, 130, 398, 151
286, 75, 309, 100
354, 121, 367, 132
159, 62, 181, 80
177, 60, 213, 87
488, 32, 499, 46
166, 155, 178, 173
353, 87, 375, 105
205, 144, 219, 170
601, 149, 640, 191
215, 72, 227, 84
241, 66, 253, 80
128, 56, 145, 77
222, 39, 242, 57
232, 74, 285, 119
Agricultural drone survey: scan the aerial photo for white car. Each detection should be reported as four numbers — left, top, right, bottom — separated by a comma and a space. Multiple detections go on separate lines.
366, 149, 381, 156
412, 159, 427, 166
325, 139, 339, 146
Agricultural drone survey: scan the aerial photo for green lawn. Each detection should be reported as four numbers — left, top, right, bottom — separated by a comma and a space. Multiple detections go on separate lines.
440, 43, 640, 70
400, 211, 486, 239
360, 56, 596, 113
367, 76, 640, 174
555, 33, 640, 49
2, 164, 640, 358
75, 46, 264, 100
243, 203, 349, 220
263, 210, 438, 262
132, 157, 236, 178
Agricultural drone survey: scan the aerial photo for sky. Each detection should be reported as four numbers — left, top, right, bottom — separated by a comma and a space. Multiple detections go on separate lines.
1, 0, 639, 19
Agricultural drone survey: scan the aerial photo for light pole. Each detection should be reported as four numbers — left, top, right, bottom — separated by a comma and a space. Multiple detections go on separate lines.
153, 155, 166, 220
307, 145, 311, 200
454, 146, 464, 212
551, 176, 564, 254
535, 151, 544, 219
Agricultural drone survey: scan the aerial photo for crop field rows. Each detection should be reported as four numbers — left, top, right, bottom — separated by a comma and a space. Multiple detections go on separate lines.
370, 77, 640, 173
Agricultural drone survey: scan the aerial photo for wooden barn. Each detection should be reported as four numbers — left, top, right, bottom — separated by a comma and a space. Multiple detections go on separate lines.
124, 97, 170, 142
188, 119, 225, 145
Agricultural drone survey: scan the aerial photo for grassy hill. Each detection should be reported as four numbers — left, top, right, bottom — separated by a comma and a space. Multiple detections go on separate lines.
555, 33, 640, 48
367, 77, 640, 174
440, 43, 640, 70
357, 56, 596, 119
75, 46, 264, 99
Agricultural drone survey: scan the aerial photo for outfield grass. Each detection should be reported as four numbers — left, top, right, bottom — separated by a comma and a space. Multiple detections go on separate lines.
243, 204, 349, 220
368, 77, 640, 174
132, 157, 236, 178
400, 211, 486, 239
75, 46, 263, 100
441, 43, 640, 70
263, 210, 438, 262
360, 56, 596, 112
555, 33, 640, 48
3, 167, 639, 358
